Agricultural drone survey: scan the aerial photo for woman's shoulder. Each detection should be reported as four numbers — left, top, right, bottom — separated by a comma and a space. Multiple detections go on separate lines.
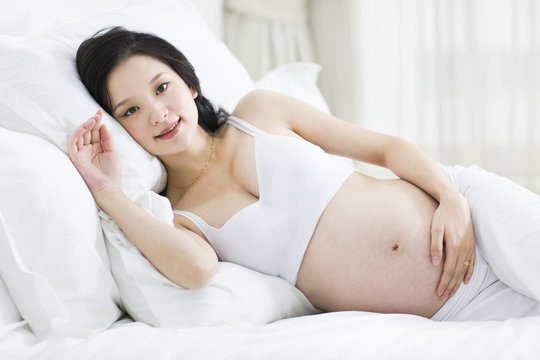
233, 89, 280, 113
231, 89, 295, 132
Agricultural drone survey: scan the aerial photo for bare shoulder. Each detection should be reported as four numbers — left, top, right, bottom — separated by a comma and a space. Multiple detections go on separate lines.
232, 89, 284, 118
231, 89, 299, 133
231, 89, 339, 134
230, 90, 390, 165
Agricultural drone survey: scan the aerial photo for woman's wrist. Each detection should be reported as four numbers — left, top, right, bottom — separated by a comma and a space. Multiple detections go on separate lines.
436, 184, 464, 206
435, 184, 456, 202
92, 183, 127, 211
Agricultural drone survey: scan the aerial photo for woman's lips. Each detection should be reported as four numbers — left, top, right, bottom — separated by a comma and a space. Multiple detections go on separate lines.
155, 120, 180, 139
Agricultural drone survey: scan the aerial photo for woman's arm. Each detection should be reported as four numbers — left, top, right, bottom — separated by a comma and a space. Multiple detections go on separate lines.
68, 110, 217, 289
235, 90, 475, 300
95, 186, 218, 289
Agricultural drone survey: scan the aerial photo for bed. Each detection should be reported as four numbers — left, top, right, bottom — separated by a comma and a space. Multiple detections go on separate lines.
0, 1, 539, 359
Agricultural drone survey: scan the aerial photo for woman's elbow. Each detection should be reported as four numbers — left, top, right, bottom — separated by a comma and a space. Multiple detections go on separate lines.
193, 256, 218, 289
182, 253, 218, 289
381, 135, 410, 167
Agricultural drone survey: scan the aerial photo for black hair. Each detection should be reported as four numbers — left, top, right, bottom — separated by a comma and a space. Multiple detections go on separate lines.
76, 26, 228, 133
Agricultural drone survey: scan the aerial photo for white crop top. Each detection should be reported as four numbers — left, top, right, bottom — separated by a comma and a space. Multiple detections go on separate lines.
173, 116, 355, 284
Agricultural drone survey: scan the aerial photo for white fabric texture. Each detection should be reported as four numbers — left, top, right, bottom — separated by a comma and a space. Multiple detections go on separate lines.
428, 164, 540, 321
0, 277, 20, 326
0, 0, 254, 197
0, 0, 129, 36
448, 279, 540, 322
224, 0, 315, 80
430, 245, 540, 321
439, 164, 540, 302
254, 62, 331, 114
2, 311, 540, 360
0, 127, 121, 338
100, 191, 318, 328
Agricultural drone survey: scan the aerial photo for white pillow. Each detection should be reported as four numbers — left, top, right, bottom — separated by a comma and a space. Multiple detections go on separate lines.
100, 191, 318, 327
439, 164, 540, 302
0, 276, 21, 327
0, 127, 122, 338
0, 0, 253, 196
255, 62, 331, 114
0, 0, 129, 36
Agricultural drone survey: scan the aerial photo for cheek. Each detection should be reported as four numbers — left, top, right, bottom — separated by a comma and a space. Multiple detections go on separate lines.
121, 122, 148, 142
175, 88, 197, 110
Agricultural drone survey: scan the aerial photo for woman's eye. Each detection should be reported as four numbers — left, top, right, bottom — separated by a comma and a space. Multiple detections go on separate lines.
123, 106, 139, 117
156, 82, 169, 95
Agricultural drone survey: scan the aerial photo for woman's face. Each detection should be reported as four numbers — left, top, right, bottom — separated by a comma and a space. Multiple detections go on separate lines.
107, 54, 199, 156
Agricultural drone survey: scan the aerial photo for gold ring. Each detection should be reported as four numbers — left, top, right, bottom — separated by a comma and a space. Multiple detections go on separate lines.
464, 260, 470, 266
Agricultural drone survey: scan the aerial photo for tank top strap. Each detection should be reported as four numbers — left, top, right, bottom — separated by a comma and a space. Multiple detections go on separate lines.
173, 210, 211, 235
227, 116, 265, 137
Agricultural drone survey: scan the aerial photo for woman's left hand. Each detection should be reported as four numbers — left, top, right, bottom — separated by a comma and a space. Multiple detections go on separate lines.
430, 191, 476, 301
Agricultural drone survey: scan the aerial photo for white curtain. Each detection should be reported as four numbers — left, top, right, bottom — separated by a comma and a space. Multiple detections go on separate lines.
224, 0, 315, 80
312, 0, 540, 193
224, 0, 540, 194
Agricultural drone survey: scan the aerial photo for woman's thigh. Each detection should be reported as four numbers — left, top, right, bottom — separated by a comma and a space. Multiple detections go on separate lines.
439, 164, 540, 301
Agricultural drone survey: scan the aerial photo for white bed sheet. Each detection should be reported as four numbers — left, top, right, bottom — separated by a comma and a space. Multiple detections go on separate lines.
2, 313, 539, 359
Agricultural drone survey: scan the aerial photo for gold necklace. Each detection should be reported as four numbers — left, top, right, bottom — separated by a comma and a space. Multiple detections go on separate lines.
179, 136, 215, 190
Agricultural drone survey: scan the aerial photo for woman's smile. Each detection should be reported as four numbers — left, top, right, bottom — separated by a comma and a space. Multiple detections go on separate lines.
156, 119, 181, 140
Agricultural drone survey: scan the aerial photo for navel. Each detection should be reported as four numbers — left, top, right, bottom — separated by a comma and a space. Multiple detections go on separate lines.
390, 242, 400, 254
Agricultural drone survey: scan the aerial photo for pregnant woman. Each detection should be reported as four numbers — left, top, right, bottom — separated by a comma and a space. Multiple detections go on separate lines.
69, 27, 540, 321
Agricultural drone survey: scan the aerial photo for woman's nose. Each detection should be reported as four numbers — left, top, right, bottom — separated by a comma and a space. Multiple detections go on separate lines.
151, 106, 168, 125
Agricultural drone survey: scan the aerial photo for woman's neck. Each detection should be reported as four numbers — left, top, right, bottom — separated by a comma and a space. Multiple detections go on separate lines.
159, 126, 216, 192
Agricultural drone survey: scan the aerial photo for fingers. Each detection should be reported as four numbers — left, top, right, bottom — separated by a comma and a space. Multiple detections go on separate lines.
68, 109, 104, 155
437, 250, 457, 300
448, 251, 475, 297
431, 195, 477, 302
99, 123, 116, 153
69, 117, 95, 154
447, 255, 468, 297
464, 248, 476, 284
437, 238, 475, 301
91, 109, 103, 144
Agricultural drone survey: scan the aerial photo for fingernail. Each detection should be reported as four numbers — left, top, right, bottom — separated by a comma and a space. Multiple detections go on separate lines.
441, 294, 448, 302
432, 257, 440, 265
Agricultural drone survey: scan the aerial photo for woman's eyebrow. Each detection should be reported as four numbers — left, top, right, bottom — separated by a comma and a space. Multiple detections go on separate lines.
112, 72, 167, 114
149, 71, 166, 85
112, 98, 130, 115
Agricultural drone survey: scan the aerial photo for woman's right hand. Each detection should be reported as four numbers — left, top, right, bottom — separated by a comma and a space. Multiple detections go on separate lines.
68, 109, 122, 198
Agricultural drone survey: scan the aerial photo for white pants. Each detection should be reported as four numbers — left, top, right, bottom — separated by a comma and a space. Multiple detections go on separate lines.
431, 165, 540, 321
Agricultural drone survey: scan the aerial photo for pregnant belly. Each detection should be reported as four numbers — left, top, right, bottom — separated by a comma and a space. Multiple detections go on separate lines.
296, 173, 447, 318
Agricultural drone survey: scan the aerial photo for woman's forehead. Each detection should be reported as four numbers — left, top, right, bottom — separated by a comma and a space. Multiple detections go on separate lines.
105, 56, 167, 116
112, 55, 172, 80
107, 55, 175, 97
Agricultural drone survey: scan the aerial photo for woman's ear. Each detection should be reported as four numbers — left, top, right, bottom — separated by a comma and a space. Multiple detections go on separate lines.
191, 88, 198, 99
